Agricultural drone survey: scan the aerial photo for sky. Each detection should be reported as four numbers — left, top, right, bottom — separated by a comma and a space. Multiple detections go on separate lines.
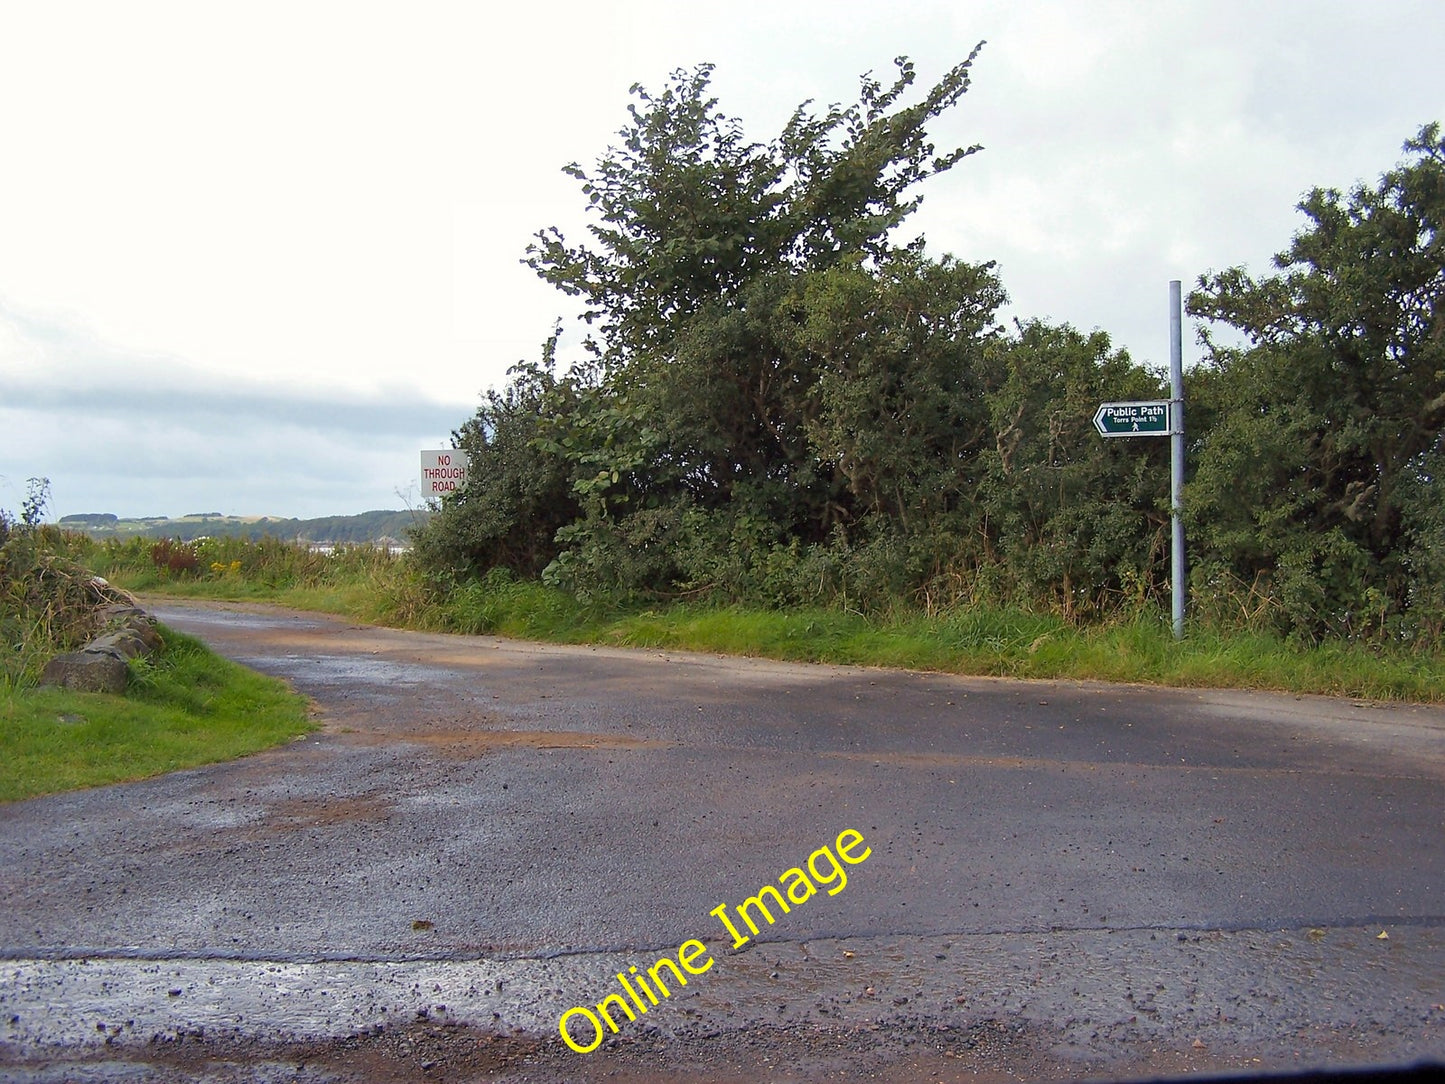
2, 0, 1442, 521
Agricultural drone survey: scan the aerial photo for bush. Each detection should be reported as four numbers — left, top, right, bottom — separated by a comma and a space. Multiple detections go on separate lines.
150, 538, 200, 577
1, 485, 130, 689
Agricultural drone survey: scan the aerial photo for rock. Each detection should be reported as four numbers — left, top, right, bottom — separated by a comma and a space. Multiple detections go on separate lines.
38, 600, 161, 695
97, 604, 147, 623
128, 620, 164, 653
121, 616, 164, 654
85, 627, 157, 661
96, 606, 163, 652
85, 630, 152, 661
39, 652, 128, 694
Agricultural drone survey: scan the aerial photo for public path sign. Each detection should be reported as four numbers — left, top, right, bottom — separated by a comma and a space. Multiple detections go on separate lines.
1093, 400, 1171, 437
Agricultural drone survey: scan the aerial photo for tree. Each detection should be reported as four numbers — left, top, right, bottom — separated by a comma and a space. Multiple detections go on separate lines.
512, 52, 1005, 598
526, 52, 987, 368
1188, 124, 1445, 638
793, 251, 1005, 533
419, 51, 1183, 618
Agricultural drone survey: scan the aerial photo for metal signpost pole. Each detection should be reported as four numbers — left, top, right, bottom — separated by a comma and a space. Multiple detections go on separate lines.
1169, 281, 1185, 641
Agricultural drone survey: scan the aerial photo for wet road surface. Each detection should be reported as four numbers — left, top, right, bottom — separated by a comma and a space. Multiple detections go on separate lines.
2, 600, 1443, 1081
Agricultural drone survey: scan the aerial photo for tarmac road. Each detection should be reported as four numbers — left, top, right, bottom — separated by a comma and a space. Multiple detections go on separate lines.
2, 599, 1443, 1082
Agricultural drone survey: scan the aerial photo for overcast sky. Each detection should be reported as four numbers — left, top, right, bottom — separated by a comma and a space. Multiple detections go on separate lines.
3, 0, 1442, 521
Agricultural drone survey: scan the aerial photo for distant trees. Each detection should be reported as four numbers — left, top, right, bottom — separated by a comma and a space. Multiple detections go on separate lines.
58, 513, 120, 527
417, 55, 1442, 643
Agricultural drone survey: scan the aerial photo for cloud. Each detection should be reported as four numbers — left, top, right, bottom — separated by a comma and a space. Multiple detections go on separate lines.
0, 300, 471, 519
3, 0, 1443, 518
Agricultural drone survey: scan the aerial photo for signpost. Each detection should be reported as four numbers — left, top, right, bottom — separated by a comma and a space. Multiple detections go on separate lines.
1093, 400, 1171, 437
1094, 282, 1186, 640
1169, 281, 1186, 643
420, 449, 469, 498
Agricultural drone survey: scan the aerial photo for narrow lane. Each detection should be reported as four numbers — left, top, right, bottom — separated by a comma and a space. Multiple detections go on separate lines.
2, 600, 1442, 1081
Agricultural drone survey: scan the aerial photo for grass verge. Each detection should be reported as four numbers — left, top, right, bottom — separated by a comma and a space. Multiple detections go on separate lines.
0, 625, 314, 804
100, 559, 1445, 703
585, 603, 1441, 701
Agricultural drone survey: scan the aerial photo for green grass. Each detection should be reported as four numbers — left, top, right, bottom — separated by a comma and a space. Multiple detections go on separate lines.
118, 574, 392, 620
102, 575, 1444, 705
91, 546, 1445, 704
592, 604, 1441, 701
0, 626, 314, 803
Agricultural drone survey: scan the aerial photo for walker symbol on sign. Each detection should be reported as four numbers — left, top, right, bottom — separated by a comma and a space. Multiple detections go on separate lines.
1093, 400, 1172, 438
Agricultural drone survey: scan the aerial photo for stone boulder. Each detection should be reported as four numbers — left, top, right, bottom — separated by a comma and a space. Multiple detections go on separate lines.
37, 599, 163, 696
96, 603, 146, 623
39, 651, 129, 694
96, 605, 164, 652
86, 629, 153, 660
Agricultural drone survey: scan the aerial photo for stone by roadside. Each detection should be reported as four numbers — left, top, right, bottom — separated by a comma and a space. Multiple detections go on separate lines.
37, 588, 162, 695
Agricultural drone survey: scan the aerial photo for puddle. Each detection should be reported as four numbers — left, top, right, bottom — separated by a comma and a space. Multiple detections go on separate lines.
149, 606, 329, 632
239, 653, 454, 687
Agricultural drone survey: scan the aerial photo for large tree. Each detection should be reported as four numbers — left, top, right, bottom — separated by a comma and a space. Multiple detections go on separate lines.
1188, 124, 1445, 638
526, 52, 988, 365
515, 52, 1009, 596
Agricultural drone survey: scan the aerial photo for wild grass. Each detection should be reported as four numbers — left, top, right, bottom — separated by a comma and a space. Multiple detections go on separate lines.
589, 603, 1441, 700
1, 524, 122, 690
2, 521, 313, 802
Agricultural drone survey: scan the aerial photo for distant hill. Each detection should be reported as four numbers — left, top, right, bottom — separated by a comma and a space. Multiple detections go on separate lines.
60, 509, 427, 546
57, 513, 119, 526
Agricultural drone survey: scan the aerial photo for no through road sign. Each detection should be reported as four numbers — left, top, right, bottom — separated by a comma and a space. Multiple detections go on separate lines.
421, 449, 470, 496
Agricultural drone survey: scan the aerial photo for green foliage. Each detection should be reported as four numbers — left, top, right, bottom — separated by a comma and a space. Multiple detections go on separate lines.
421, 575, 1445, 702
420, 53, 1101, 608
537, 55, 1002, 586
978, 321, 1171, 619
443, 567, 607, 639
414, 48, 1442, 648
411, 351, 580, 581
796, 252, 1006, 530
88, 533, 1443, 702
99, 535, 401, 595
1188, 123, 1445, 641
527, 52, 986, 365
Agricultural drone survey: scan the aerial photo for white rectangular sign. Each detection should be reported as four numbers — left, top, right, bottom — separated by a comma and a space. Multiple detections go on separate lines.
420, 449, 469, 497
